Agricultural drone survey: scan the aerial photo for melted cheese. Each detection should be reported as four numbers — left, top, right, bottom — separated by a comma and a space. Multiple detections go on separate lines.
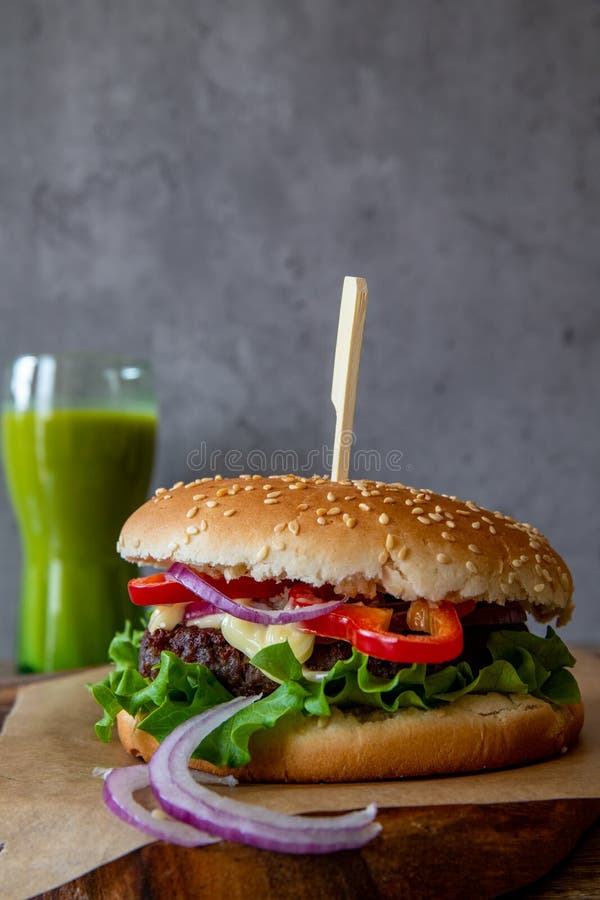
220, 615, 315, 665
148, 604, 189, 633
147, 603, 315, 667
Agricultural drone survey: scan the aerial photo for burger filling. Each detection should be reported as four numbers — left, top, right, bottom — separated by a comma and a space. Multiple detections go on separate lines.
90, 567, 580, 771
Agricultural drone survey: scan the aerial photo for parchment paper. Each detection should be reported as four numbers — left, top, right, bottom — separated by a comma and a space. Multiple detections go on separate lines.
1, 651, 598, 900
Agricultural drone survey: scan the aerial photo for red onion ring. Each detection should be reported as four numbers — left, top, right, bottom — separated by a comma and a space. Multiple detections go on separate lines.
169, 563, 345, 626
148, 695, 381, 854
183, 599, 220, 621
102, 765, 221, 847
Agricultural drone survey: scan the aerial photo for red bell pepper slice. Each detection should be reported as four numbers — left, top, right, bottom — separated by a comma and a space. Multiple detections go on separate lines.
128, 572, 285, 606
292, 585, 464, 664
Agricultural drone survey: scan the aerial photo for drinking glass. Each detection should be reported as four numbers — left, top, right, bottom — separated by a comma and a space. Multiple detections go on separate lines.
2, 354, 157, 671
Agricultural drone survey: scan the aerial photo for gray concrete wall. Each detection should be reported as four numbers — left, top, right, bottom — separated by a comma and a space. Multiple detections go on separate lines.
0, 0, 598, 659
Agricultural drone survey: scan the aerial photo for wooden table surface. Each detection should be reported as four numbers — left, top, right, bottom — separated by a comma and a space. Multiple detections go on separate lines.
1, 667, 598, 900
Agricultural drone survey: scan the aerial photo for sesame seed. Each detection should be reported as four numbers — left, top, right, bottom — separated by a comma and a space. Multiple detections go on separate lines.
481, 516, 492, 524
397, 545, 409, 561
182, 533, 190, 545
316, 507, 327, 516
244, 485, 255, 491
186, 506, 198, 518
344, 495, 356, 501
262, 484, 272, 491
264, 498, 280, 505
542, 568, 552, 582
411, 507, 424, 515
560, 572, 570, 587
378, 513, 390, 525
224, 509, 236, 518
214, 475, 223, 481
229, 484, 241, 494
155, 487, 167, 496
435, 505, 442, 513
508, 571, 515, 584
471, 521, 481, 530
272, 539, 286, 551
529, 540, 540, 550
446, 520, 456, 529
317, 517, 326, 525
297, 503, 309, 511
162, 494, 172, 501
456, 509, 471, 517
266, 490, 282, 499
326, 492, 336, 502
358, 503, 370, 512
436, 553, 449, 564
441, 531, 456, 542
167, 541, 179, 552
256, 545, 269, 562
171, 481, 184, 490
465, 560, 478, 574
370, 490, 381, 496
428, 513, 443, 522
361, 490, 370, 497
192, 494, 206, 501
345, 517, 357, 528
273, 522, 286, 533
489, 526, 496, 534
405, 499, 414, 506
199, 519, 207, 532
468, 544, 481, 554
417, 516, 431, 525
511, 559, 521, 568
186, 525, 199, 535
132, 537, 141, 548
444, 511, 454, 519
288, 520, 300, 535
205, 500, 218, 509
327, 507, 341, 516
378, 550, 389, 564
383, 497, 395, 504
385, 533, 395, 550
534, 583, 545, 593
543, 554, 553, 563
535, 564, 543, 575
216, 487, 229, 498
466, 501, 479, 510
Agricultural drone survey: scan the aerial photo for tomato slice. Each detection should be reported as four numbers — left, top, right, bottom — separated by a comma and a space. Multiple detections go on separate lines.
294, 588, 464, 664
128, 571, 285, 606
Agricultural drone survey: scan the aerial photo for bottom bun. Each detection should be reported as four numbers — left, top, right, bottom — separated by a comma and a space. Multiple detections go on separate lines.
116, 694, 583, 783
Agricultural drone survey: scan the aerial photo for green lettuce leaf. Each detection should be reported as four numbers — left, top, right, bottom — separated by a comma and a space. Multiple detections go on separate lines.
88, 624, 580, 768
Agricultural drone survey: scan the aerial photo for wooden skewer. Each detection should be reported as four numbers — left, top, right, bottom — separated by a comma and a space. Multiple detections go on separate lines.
330, 276, 368, 482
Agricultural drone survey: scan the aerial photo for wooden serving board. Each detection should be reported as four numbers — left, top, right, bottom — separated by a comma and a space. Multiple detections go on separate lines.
1, 677, 599, 900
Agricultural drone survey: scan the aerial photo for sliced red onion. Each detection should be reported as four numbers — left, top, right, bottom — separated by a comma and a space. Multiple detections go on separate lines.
169, 563, 345, 626
102, 764, 221, 847
183, 598, 220, 621
149, 695, 381, 854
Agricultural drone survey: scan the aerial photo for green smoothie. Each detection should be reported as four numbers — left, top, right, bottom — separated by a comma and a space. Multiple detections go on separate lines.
2, 408, 156, 671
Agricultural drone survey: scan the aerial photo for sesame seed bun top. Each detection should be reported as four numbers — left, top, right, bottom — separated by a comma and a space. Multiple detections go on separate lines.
117, 474, 574, 626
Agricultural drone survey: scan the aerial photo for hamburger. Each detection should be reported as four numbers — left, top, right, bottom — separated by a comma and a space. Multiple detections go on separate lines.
91, 474, 583, 782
